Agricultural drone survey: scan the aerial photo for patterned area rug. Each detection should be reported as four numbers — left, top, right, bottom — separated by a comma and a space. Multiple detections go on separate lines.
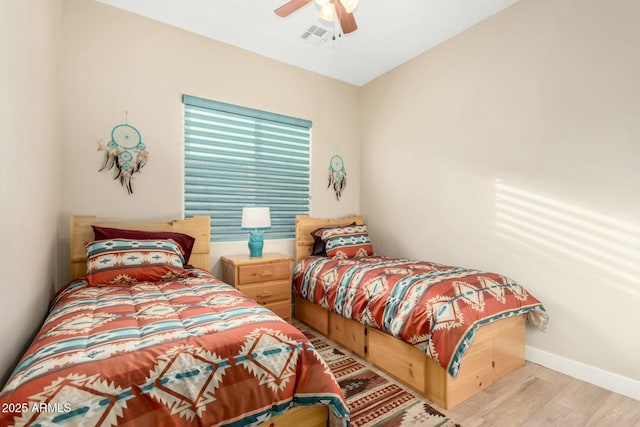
295, 322, 461, 427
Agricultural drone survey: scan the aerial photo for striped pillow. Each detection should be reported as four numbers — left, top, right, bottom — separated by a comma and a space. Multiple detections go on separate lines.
310, 222, 356, 256
85, 238, 189, 286
321, 225, 374, 259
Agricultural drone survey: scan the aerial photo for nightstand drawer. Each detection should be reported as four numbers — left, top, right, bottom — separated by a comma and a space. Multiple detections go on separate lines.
220, 253, 293, 322
239, 281, 291, 305
238, 261, 290, 285
267, 301, 292, 321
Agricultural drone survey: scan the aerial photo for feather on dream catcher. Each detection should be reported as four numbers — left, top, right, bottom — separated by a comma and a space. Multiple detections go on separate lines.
328, 154, 347, 200
97, 116, 148, 194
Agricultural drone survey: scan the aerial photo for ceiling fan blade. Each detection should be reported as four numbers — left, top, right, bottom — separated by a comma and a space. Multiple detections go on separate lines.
334, 0, 358, 34
274, 0, 313, 17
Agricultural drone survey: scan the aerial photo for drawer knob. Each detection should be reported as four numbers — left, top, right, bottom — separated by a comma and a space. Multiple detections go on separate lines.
256, 290, 273, 304
256, 270, 273, 277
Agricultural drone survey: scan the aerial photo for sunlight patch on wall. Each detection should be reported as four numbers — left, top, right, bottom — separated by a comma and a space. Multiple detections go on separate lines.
494, 179, 640, 298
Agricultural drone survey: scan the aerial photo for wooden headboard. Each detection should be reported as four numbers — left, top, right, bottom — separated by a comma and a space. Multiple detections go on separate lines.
70, 215, 211, 280
295, 215, 364, 265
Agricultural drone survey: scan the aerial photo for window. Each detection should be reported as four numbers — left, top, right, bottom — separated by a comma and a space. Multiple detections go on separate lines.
183, 95, 311, 242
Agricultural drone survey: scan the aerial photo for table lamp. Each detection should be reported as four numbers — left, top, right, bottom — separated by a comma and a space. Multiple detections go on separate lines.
241, 207, 271, 257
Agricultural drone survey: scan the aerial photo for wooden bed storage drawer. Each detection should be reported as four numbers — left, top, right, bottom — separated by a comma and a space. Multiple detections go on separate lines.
329, 313, 366, 358
267, 405, 328, 427
491, 315, 526, 378
238, 261, 290, 284
367, 327, 427, 393
445, 339, 494, 407
267, 301, 292, 322
295, 297, 329, 335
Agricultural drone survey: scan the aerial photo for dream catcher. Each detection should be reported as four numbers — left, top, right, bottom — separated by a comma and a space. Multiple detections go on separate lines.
97, 116, 148, 194
328, 154, 347, 200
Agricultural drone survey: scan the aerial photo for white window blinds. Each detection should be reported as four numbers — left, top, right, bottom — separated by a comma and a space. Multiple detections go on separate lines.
183, 95, 311, 242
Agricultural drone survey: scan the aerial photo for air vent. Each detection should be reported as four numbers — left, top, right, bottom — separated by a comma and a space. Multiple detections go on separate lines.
300, 24, 332, 43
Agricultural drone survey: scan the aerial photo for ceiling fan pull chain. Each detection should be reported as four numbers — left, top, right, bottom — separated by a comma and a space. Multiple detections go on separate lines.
332, 8, 342, 42
332, 12, 337, 41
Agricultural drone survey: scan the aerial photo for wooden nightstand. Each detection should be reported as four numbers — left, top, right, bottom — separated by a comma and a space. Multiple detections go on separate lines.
221, 253, 293, 322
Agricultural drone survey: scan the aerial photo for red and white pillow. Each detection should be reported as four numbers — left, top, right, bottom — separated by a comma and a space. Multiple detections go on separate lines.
85, 238, 189, 286
310, 222, 356, 256
92, 225, 196, 265
321, 225, 374, 259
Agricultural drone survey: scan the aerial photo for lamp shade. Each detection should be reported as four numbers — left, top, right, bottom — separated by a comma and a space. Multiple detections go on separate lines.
241, 207, 271, 229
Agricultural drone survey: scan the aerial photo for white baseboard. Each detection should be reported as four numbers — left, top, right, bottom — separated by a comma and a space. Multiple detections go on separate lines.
526, 346, 640, 401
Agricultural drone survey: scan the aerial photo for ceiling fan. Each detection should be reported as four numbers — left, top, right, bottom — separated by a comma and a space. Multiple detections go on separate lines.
274, 0, 360, 34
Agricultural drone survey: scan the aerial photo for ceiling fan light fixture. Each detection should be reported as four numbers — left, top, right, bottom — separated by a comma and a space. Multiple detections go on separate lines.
314, 0, 331, 6
339, 0, 360, 14
319, 3, 336, 21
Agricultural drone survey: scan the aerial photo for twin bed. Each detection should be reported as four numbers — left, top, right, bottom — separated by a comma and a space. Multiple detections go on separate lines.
1, 213, 547, 427
0, 216, 348, 427
293, 215, 547, 409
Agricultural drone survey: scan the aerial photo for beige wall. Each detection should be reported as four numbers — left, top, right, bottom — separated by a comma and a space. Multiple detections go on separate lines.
60, 0, 360, 279
0, 0, 62, 384
360, 0, 640, 391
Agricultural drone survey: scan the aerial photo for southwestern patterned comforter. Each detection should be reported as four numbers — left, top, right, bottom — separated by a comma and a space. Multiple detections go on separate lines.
294, 256, 548, 377
0, 269, 349, 427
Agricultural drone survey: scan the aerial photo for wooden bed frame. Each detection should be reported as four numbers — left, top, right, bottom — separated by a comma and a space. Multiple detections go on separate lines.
294, 215, 526, 409
70, 215, 212, 280
69, 215, 330, 427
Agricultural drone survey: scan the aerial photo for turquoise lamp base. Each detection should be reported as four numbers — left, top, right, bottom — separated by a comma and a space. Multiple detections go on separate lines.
248, 230, 264, 257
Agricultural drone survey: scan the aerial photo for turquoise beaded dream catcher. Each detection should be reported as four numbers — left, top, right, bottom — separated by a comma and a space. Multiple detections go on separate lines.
328, 154, 347, 200
97, 116, 148, 194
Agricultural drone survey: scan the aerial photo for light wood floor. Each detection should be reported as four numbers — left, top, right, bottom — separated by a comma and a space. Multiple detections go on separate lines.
443, 361, 640, 426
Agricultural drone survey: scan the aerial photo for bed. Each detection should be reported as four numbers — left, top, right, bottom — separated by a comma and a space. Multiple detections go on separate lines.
293, 215, 548, 409
0, 215, 348, 427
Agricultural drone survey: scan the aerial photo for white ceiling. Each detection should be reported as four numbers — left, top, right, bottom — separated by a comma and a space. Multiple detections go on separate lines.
96, 0, 519, 86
